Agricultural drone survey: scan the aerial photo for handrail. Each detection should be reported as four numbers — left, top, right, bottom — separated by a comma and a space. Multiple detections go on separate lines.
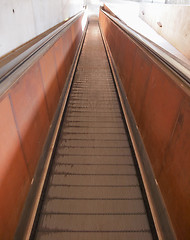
100, 7, 190, 86
0, 10, 84, 83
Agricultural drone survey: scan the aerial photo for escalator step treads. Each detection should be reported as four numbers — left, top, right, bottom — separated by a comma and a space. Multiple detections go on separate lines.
36, 232, 152, 240
34, 17, 152, 240
38, 215, 150, 232
51, 164, 136, 175
50, 175, 140, 186
54, 155, 134, 165
58, 139, 129, 148
46, 185, 142, 199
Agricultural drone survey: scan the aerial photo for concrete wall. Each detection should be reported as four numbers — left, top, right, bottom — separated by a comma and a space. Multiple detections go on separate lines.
141, 0, 190, 3
139, 3, 190, 59
103, 0, 190, 4
0, 0, 84, 58
166, 0, 190, 3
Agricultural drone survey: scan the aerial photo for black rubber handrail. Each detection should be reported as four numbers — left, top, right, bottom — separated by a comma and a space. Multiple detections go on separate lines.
100, 7, 190, 86
0, 10, 84, 83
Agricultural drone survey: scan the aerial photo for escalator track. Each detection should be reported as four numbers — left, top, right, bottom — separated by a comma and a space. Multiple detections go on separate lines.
32, 16, 157, 240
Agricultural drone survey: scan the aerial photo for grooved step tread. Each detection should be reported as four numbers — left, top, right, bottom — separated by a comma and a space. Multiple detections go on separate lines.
34, 17, 153, 240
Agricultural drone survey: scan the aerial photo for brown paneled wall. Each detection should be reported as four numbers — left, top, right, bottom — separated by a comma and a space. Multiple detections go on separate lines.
99, 10, 190, 240
0, 14, 83, 240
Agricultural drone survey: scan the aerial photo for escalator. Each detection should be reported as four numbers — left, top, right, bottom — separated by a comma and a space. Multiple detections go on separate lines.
32, 17, 157, 240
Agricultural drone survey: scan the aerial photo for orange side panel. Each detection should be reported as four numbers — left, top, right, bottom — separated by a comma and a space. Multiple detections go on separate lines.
101, 18, 137, 95
0, 97, 30, 240
39, 47, 60, 121
117, 35, 137, 95
71, 15, 83, 54
127, 49, 152, 124
71, 20, 78, 54
140, 65, 183, 176
62, 29, 73, 78
9, 63, 50, 176
159, 98, 190, 240
53, 38, 66, 91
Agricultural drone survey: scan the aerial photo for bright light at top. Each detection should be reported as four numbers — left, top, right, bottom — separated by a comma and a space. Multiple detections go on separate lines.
82, 11, 88, 31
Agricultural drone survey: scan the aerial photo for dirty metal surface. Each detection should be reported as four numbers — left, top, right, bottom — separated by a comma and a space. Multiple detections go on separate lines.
34, 17, 153, 240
